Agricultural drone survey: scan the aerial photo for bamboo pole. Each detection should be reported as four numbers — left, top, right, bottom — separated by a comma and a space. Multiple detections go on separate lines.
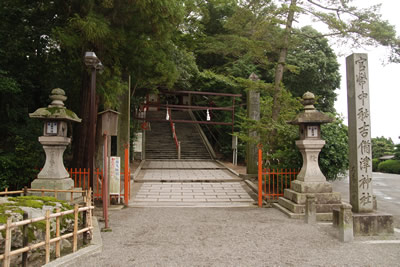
0, 207, 95, 261
45, 210, 50, 264
73, 204, 78, 252
3, 218, 12, 267
55, 208, 61, 258
22, 212, 28, 267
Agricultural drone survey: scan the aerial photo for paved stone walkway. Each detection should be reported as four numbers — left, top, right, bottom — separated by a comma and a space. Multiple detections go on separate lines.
130, 160, 255, 207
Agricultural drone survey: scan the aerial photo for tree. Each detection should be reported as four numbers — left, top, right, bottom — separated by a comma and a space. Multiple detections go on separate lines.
270, 0, 400, 120
283, 26, 340, 113
372, 136, 395, 159
0, 0, 190, 188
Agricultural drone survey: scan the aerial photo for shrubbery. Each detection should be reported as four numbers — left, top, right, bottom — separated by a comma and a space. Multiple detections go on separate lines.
372, 158, 380, 172
377, 160, 400, 174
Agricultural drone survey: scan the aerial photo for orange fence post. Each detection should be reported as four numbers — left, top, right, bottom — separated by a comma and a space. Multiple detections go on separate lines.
124, 145, 129, 205
257, 144, 262, 207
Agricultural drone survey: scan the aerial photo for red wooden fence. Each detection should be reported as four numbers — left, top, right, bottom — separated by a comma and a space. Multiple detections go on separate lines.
66, 147, 131, 204
67, 167, 130, 203
258, 145, 299, 207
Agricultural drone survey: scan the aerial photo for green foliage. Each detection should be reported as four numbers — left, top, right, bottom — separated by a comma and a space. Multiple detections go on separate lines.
378, 160, 400, 174
395, 143, 400, 160
372, 136, 395, 159
372, 158, 380, 172
284, 27, 340, 113
319, 116, 349, 180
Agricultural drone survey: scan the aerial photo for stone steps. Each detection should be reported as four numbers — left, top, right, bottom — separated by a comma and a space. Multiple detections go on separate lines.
145, 111, 211, 160
272, 202, 333, 221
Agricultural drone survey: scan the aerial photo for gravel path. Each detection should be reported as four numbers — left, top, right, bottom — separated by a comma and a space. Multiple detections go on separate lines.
83, 207, 400, 266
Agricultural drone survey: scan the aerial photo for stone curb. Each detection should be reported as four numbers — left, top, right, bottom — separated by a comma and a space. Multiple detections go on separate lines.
215, 160, 241, 177
133, 160, 146, 179
244, 179, 270, 207
43, 216, 102, 267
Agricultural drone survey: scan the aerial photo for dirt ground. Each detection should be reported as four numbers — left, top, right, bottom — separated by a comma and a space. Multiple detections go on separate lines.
84, 207, 400, 267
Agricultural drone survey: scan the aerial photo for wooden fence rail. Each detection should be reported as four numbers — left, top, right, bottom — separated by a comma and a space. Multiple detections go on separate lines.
257, 145, 299, 207
0, 189, 93, 267
0, 187, 87, 203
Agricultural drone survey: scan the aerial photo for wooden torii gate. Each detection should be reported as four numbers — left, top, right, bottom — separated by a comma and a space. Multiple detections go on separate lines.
136, 90, 242, 133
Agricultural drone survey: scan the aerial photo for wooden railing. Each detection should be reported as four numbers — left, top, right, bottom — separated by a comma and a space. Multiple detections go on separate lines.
167, 108, 181, 159
0, 187, 87, 202
66, 147, 131, 204
0, 189, 93, 266
257, 145, 299, 206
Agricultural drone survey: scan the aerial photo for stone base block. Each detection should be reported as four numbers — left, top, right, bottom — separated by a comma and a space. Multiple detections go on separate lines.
332, 208, 339, 228
275, 185, 342, 221
284, 189, 341, 205
278, 197, 342, 214
353, 212, 394, 236
31, 178, 74, 201
272, 203, 333, 221
291, 180, 332, 193
332, 210, 394, 236
278, 197, 305, 213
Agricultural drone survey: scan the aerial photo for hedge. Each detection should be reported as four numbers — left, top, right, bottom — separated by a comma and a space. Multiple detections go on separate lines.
377, 159, 400, 174
372, 158, 380, 172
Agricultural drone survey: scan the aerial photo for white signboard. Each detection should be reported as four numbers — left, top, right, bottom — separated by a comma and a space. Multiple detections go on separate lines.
307, 126, 318, 138
47, 122, 58, 134
109, 156, 120, 195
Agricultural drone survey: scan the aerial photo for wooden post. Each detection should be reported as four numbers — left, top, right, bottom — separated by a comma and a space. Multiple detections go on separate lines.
41, 188, 44, 197
23, 186, 27, 196
87, 188, 93, 237
55, 208, 61, 258
22, 212, 28, 267
73, 204, 78, 252
70, 191, 73, 202
45, 210, 50, 264
54, 189, 58, 199
258, 145, 262, 207
5, 187, 8, 197
82, 206, 88, 245
4, 218, 12, 267
124, 146, 129, 205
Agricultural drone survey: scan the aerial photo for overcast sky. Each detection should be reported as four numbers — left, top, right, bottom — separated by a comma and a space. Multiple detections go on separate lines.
296, 0, 400, 143
334, 0, 400, 143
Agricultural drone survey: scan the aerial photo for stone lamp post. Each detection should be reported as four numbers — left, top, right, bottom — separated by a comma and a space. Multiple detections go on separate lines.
29, 88, 81, 199
290, 92, 333, 190
274, 92, 342, 221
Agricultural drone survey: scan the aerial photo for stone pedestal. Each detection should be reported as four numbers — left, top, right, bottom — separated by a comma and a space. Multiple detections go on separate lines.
332, 209, 394, 237
305, 195, 316, 224
273, 141, 342, 221
31, 136, 75, 201
339, 203, 353, 242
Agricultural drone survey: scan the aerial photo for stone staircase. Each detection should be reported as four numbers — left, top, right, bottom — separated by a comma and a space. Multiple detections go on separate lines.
145, 111, 211, 160
145, 111, 177, 159
173, 112, 211, 160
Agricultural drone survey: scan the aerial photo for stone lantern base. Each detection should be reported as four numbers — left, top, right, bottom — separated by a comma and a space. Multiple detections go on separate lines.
31, 178, 75, 201
30, 136, 78, 201
273, 181, 342, 221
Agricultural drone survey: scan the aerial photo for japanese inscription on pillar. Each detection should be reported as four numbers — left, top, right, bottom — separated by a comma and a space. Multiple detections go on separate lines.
346, 53, 373, 212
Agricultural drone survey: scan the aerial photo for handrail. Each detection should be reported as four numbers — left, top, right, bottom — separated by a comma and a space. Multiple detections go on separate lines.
168, 108, 181, 159
0, 189, 93, 266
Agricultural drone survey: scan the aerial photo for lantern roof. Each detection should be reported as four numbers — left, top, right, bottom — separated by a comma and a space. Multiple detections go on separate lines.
289, 92, 333, 125
29, 88, 81, 123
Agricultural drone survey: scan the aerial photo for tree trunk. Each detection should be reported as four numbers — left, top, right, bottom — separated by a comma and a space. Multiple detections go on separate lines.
71, 70, 100, 170
271, 0, 297, 121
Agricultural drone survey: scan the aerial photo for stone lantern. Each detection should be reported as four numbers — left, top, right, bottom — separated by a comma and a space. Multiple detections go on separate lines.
290, 92, 332, 186
29, 88, 81, 198
274, 92, 342, 221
